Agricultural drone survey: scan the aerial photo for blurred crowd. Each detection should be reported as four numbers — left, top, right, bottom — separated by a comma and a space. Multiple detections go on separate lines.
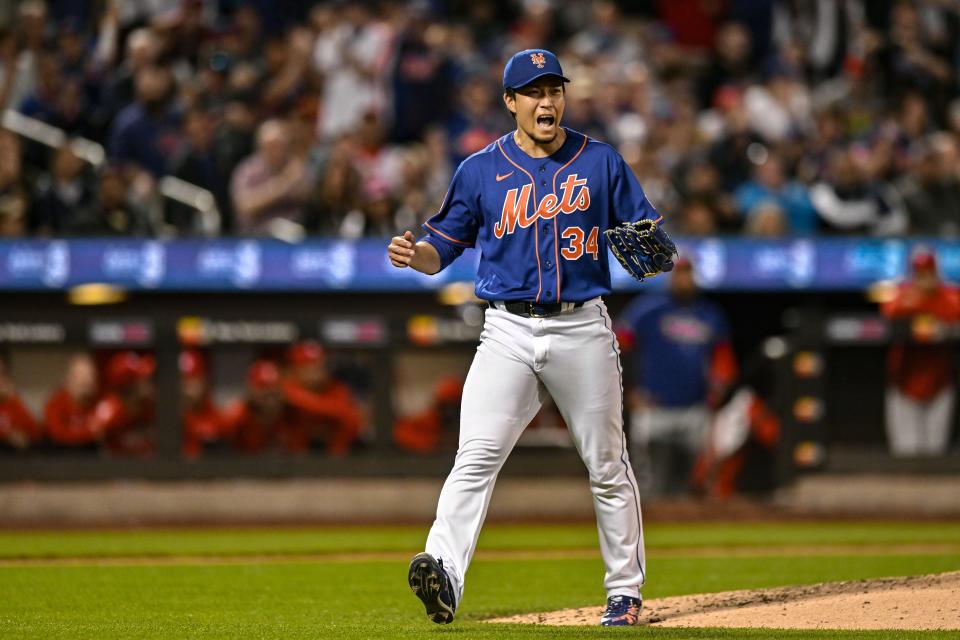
0, 341, 367, 458
0, 0, 960, 239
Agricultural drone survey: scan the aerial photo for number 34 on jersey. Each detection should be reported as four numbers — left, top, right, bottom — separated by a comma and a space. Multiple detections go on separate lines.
494, 172, 599, 261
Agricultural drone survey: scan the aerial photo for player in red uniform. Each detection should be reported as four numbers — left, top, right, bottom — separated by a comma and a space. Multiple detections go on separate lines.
0, 356, 40, 450
283, 341, 363, 455
880, 250, 960, 456
224, 359, 299, 453
45, 353, 108, 449
393, 377, 462, 454
691, 355, 780, 499
180, 350, 229, 459
100, 351, 157, 457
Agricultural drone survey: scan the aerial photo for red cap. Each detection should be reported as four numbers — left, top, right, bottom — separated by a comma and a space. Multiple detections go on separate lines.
911, 251, 938, 273
287, 341, 326, 367
105, 351, 155, 389
178, 350, 207, 379
247, 360, 281, 390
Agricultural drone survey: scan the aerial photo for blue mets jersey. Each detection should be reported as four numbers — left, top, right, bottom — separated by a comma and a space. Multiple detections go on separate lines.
620, 294, 731, 407
421, 128, 662, 302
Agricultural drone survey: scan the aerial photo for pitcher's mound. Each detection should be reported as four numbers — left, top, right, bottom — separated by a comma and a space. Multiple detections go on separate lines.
488, 571, 960, 630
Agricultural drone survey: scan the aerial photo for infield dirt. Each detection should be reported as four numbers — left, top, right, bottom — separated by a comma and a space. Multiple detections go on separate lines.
489, 570, 960, 630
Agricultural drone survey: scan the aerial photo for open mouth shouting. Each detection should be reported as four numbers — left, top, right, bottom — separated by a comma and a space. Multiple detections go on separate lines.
536, 113, 556, 133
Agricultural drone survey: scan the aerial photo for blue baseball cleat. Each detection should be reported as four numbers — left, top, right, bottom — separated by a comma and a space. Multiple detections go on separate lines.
600, 595, 642, 626
408, 552, 457, 624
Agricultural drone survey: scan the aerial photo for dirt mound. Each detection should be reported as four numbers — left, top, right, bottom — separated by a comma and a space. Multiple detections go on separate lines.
488, 571, 960, 630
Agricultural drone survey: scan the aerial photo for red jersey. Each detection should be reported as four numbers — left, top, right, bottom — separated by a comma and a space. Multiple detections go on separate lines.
182, 399, 229, 458
223, 399, 305, 453
44, 388, 108, 446
99, 393, 156, 456
881, 283, 960, 400
0, 394, 40, 446
283, 380, 362, 455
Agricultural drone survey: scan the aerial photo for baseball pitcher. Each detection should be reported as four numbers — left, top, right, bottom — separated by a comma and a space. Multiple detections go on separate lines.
387, 48, 676, 627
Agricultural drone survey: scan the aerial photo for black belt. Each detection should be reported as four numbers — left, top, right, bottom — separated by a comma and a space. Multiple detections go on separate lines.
491, 300, 585, 318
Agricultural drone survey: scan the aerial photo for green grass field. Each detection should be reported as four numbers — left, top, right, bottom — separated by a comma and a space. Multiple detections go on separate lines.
0, 521, 957, 639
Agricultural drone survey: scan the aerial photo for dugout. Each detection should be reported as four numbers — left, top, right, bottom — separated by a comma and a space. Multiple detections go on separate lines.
1, 238, 959, 485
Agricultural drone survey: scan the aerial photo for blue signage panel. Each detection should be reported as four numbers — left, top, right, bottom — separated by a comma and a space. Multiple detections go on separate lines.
0, 238, 953, 292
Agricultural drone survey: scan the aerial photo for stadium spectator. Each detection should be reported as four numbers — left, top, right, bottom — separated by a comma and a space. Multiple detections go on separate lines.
44, 352, 106, 449
311, 2, 392, 141
0, 355, 40, 450
894, 134, 960, 236
444, 72, 510, 167
352, 111, 404, 203
696, 22, 756, 110
618, 257, 737, 495
0, 27, 29, 110
735, 153, 818, 234
259, 28, 314, 118
303, 135, 363, 236
676, 197, 718, 236
0, 188, 28, 237
61, 166, 154, 236
108, 64, 182, 178
180, 350, 228, 459
0, 129, 26, 200
211, 99, 257, 209
166, 108, 232, 235
283, 341, 363, 456
94, 28, 161, 136
675, 159, 739, 233
706, 87, 767, 192
350, 180, 397, 238
99, 351, 157, 457
0, 2, 46, 112
31, 142, 97, 234
810, 147, 906, 235
387, 7, 455, 143
230, 119, 311, 236
878, 2, 953, 108
880, 250, 960, 457
742, 65, 812, 143
743, 201, 789, 237
224, 358, 300, 454
150, 0, 216, 74
18, 48, 86, 135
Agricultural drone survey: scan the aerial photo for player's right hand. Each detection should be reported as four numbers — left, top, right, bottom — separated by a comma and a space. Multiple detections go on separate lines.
388, 231, 418, 268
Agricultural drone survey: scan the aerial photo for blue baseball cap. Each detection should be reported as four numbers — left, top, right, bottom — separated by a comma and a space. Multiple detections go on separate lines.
502, 49, 570, 90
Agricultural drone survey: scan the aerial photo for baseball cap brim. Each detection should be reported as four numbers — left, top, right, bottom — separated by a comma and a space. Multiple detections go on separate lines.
506, 71, 571, 90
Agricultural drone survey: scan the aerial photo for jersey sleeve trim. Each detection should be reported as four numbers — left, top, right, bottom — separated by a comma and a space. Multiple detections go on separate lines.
423, 222, 472, 247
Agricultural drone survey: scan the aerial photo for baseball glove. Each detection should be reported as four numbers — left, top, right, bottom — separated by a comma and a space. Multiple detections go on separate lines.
604, 218, 677, 282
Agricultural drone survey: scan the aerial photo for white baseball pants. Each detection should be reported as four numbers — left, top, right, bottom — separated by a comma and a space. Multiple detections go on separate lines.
885, 386, 955, 456
424, 298, 646, 603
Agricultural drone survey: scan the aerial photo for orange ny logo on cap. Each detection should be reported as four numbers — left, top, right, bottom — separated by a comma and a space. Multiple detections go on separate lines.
530, 52, 546, 68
